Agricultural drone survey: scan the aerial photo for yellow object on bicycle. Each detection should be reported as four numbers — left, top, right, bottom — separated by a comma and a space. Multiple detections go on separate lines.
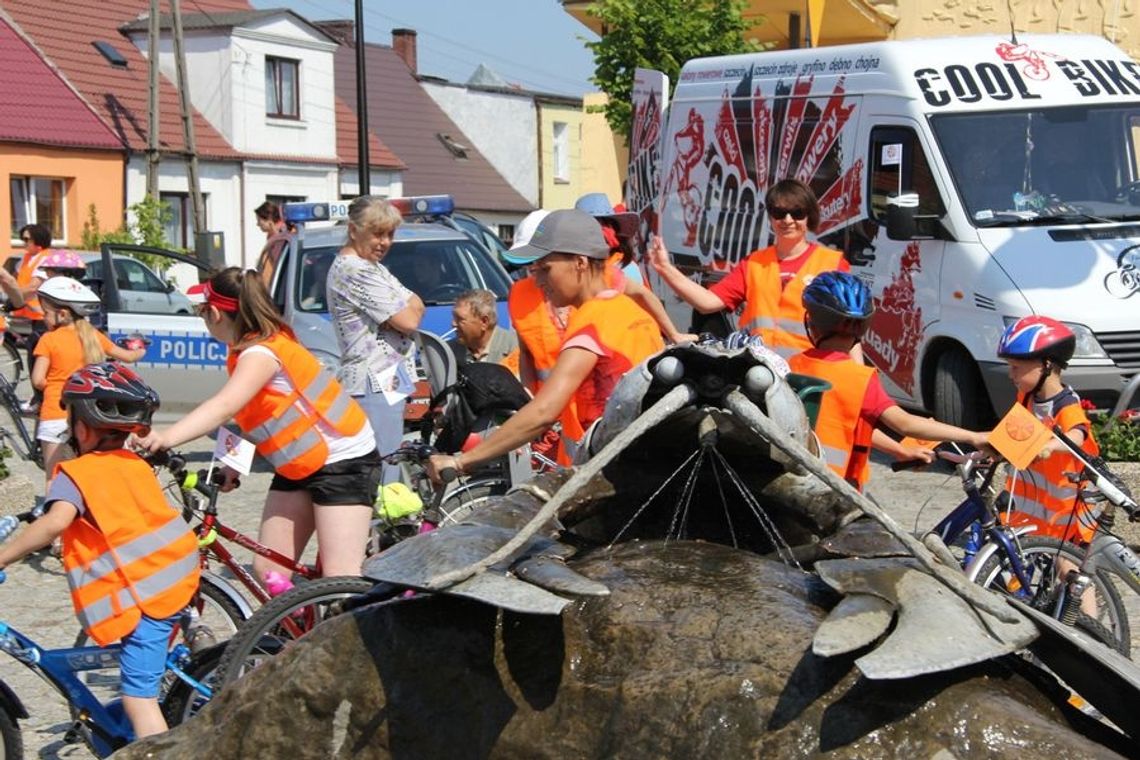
197, 527, 218, 548
376, 482, 423, 521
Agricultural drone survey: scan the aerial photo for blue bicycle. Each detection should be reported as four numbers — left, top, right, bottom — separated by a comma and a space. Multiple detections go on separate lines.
908, 447, 1129, 651
0, 552, 215, 757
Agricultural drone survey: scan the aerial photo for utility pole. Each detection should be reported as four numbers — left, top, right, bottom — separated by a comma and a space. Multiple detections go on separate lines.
354, 0, 370, 194
169, 0, 206, 239
146, 0, 160, 199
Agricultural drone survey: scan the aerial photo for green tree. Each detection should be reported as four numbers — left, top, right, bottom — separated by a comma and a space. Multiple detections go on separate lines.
585, 0, 761, 139
79, 196, 177, 275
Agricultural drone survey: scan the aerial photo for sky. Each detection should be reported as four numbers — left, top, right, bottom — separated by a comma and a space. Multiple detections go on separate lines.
251, 0, 600, 96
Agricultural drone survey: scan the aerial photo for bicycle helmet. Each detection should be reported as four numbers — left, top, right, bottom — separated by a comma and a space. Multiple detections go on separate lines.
801, 271, 874, 339
61, 362, 159, 434
997, 315, 1076, 366
38, 250, 86, 273
37, 276, 100, 318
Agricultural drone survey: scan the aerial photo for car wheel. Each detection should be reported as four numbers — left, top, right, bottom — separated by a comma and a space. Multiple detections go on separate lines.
932, 346, 996, 430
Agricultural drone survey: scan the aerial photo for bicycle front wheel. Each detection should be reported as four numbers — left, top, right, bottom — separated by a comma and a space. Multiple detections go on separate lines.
0, 340, 20, 386
974, 534, 1131, 654
437, 478, 509, 526
0, 376, 36, 466
163, 642, 225, 727
215, 576, 375, 687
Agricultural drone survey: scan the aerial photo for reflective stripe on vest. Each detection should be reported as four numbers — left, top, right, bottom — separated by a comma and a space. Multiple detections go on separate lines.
230, 332, 366, 480
1004, 400, 1101, 543
59, 450, 200, 646
788, 350, 876, 490
74, 550, 199, 633
738, 245, 843, 355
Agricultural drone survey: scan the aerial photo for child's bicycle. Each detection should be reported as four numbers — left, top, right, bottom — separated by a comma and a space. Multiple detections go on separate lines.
0, 517, 214, 758
0, 373, 41, 470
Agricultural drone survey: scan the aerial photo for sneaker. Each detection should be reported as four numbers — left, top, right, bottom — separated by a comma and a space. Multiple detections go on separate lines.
18, 399, 37, 417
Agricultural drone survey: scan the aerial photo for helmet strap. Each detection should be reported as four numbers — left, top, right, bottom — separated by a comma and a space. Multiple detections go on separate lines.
1029, 358, 1051, 400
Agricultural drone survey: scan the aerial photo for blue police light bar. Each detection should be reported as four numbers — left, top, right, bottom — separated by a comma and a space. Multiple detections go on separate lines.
388, 195, 455, 216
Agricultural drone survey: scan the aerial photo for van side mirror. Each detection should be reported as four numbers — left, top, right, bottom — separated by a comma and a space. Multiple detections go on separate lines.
886, 193, 919, 240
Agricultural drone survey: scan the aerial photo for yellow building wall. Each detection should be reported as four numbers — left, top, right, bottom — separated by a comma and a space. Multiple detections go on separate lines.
1, 144, 124, 250
580, 93, 627, 206
888, 1, 1140, 58
539, 103, 584, 209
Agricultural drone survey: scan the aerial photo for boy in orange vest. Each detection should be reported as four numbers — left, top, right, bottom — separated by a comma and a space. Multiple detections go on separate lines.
788, 271, 988, 490
0, 363, 199, 739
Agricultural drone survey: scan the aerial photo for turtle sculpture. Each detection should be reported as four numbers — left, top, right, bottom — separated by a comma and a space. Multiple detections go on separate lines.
363, 340, 1140, 743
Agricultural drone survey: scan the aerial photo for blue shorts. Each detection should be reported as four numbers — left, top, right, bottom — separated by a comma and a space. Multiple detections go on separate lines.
119, 613, 179, 698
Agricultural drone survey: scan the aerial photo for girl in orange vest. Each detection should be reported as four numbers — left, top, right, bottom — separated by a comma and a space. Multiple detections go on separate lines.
135, 268, 379, 581
791, 272, 987, 490
33, 277, 145, 486
648, 179, 861, 361
430, 209, 665, 478
0, 363, 199, 739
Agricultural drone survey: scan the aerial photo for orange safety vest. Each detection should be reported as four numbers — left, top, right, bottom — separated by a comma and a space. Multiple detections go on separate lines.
739, 244, 844, 358
59, 451, 200, 646
508, 276, 566, 388
788, 351, 876, 490
12, 250, 49, 321
1004, 400, 1101, 543
500, 347, 521, 377
228, 331, 367, 480
556, 294, 665, 464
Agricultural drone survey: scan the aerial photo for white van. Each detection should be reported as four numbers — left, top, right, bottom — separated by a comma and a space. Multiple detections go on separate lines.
630, 34, 1140, 428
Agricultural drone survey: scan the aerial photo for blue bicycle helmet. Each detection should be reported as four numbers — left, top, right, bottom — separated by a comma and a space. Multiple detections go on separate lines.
802, 271, 874, 339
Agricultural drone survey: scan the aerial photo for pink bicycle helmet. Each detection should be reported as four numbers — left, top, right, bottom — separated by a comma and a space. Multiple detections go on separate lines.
38, 250, 86, 272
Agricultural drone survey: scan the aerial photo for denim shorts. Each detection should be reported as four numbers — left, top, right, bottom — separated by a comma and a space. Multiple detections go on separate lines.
119, 613, 180, 698
269, 450, 382, 506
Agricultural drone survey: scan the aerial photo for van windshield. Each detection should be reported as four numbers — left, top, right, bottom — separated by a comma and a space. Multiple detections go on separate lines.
930, 104, 1140, 226
295, 237, 512, 313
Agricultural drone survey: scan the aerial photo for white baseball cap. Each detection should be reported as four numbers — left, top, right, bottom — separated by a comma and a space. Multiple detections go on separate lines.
510, 209, 553, 251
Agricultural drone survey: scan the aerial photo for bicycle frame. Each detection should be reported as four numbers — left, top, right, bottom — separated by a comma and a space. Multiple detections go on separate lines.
0, 373, 41, 468
0, 621, 210, 758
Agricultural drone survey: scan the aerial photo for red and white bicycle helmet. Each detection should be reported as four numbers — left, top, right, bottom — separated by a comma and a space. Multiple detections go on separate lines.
37, 276, 100, 318
997, 315, 1076, 367
61, 362, 159, 434
38, 250, 86, 273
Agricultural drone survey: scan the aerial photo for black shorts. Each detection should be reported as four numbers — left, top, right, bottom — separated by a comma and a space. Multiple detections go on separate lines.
269, 450, 381, 506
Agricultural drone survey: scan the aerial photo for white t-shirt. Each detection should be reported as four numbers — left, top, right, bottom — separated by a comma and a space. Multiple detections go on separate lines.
240, 346, 375, 463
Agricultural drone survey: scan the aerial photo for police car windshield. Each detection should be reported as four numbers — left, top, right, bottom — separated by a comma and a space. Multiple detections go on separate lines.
296, 237, 511, 313
930, 104, 1140, 226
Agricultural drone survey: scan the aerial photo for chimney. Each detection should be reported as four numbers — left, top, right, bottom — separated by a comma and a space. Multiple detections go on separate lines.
392, 28, 417, 74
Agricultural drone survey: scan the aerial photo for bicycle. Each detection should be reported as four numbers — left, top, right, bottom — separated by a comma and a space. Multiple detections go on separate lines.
213, 448, 469, 688
966, 428, 1139, 655
0, 527, 214, 758
903, 446, 1130, 652
0, 373, 40, 469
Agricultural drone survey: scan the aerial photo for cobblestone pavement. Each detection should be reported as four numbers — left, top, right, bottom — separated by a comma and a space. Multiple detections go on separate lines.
0, 410, 1135, 757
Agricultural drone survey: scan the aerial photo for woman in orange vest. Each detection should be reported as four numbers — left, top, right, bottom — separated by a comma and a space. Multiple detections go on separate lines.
430, 209, 665, 478
0, 363, 198, 738
136, 268, 380, 582
13, 224, 52, 376
648, 179, 860, 360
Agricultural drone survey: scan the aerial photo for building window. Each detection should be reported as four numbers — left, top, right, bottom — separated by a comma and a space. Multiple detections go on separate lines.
9, 176, 65, 242
265, 56, 300, 119
552, 121, 570, 183
160, 192, 207, 249
868, 127, 945, 221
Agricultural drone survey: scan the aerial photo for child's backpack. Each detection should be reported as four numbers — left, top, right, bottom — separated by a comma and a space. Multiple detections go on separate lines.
424, 362, 530, 453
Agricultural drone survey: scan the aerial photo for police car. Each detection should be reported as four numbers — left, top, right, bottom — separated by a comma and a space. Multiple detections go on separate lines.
273, 195, 513, 368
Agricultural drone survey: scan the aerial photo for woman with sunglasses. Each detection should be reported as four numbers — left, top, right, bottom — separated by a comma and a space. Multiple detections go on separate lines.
648, 178, 856, 360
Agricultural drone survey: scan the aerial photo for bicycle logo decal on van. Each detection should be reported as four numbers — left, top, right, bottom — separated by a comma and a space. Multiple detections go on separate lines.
863, 242, 924, 395
1105, 244, 1140, 299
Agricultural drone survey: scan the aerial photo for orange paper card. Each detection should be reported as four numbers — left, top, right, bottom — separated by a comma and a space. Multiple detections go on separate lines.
988, 403, 1052, 470
900, 436, 941, 450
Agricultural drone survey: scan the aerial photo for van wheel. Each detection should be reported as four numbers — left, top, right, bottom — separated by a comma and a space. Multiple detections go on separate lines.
933, 346, 995, 430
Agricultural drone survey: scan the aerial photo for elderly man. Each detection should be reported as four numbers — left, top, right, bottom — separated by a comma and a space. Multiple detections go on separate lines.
449, 289, 519, 374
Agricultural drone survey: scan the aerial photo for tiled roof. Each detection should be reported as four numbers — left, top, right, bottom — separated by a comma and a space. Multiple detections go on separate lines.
1, 0, 242, 160
0, 15, 122, 150
119, 8, 335, 42
322, 25, 532, 214
335, 97, 404, 171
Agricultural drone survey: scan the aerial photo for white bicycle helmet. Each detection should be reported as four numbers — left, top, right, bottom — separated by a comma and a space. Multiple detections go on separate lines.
37, 276, 101, 317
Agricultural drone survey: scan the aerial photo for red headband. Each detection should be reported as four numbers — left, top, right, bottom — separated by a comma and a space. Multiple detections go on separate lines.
203, 281, 239, 312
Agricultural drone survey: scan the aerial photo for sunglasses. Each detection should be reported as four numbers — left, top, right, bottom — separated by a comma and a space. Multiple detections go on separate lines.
767, 206, 808, 221
20, 237, 31, 243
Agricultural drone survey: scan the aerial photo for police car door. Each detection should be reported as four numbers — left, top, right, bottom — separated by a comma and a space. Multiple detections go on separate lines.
850, 124, 949, 409
99, 244, 227, 411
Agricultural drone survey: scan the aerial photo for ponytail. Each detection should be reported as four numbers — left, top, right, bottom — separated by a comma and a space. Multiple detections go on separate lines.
206, 267, 288, 347
75, 319, 105, 364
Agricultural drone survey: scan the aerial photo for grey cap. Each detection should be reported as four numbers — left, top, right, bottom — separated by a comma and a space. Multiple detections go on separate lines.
501, 209, 609, 265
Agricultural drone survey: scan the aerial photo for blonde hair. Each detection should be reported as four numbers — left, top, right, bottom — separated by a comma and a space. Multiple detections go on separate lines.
46, 303, 104, 364
347, 196, 402, 240
207, 267, 289, 348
